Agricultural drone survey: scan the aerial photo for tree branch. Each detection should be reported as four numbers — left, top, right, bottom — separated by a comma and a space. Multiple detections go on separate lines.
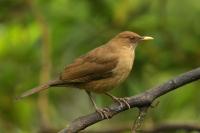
58, 67, 200, 133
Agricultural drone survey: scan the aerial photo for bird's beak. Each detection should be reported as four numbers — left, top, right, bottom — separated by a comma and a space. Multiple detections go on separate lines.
141, 36, 154, 41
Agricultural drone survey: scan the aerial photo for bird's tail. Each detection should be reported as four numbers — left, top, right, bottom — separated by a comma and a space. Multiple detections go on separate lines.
16, 79, 63, 100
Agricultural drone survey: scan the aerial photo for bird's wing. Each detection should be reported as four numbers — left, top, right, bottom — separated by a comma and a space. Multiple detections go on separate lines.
60, 46, 118, 83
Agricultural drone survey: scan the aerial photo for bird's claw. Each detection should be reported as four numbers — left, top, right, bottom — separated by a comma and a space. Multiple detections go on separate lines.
113, 97, 130, 109
96, 108, 111, 119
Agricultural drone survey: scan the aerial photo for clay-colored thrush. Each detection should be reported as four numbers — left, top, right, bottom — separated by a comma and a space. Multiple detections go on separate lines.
17, 31, 153, 118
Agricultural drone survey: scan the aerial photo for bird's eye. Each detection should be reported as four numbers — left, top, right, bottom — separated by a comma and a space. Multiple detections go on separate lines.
129, 37, 136, 42
130, 37, 135, 40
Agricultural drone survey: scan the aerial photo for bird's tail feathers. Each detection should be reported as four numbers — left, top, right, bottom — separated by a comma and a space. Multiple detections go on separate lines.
16, 79, 62, 100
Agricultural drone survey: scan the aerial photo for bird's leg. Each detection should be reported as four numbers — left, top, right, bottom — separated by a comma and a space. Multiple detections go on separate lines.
104, 92, 130, 108
86, 91, 111, 119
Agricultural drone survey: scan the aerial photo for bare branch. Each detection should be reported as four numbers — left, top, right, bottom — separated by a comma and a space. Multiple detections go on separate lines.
58, 67, 200, 133
131, 107, 148, 133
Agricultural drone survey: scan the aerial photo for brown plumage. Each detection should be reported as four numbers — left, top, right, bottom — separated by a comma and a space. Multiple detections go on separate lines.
17, 31, 153, 118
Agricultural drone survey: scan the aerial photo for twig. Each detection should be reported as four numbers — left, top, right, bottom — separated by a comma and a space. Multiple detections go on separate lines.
131, 107, 148, 133
58, 67, 200, 133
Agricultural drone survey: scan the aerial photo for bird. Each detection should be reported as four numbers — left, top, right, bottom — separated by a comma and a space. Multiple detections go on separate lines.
16, 31, 153, 118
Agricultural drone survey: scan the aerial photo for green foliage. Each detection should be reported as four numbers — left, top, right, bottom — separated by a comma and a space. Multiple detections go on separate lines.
0, 0, 199, 132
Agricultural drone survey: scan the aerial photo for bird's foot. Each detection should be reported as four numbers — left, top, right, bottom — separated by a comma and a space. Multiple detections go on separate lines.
113, 97, 131, 109
96, 108, 111, 119
104, 93, 131, 108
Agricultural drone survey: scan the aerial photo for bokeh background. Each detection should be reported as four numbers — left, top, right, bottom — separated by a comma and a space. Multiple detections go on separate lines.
0, 0, 200, 132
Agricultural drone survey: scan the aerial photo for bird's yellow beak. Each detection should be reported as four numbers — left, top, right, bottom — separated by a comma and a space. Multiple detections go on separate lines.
141, 36, 154, 41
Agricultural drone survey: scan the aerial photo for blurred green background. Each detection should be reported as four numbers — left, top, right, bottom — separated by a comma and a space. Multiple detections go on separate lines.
0, 0, 200, 132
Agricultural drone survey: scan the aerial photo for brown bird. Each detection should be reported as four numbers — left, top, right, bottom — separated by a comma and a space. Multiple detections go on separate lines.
17, 31, 153, 118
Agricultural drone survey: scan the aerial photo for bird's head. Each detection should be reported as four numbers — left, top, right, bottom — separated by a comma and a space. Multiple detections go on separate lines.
113, 31, 154, 48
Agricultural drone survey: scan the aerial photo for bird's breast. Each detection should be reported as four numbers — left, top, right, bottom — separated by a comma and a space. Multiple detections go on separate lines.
112, 46, 135, 84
